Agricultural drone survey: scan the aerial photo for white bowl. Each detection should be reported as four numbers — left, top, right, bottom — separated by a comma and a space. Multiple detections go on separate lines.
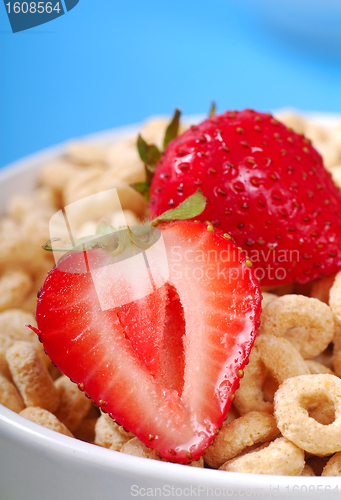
1, 115, 341, 500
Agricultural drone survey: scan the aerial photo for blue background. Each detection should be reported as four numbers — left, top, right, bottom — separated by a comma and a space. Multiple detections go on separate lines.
0, 0, 340, 168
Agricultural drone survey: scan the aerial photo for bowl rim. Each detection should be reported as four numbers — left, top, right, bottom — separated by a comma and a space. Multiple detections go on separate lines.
1, 110, 341, 493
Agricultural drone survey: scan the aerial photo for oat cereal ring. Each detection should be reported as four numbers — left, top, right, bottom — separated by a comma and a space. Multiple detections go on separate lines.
299, 465, 316, 477
258, 295, 334, 359
0, 309, 37, 378
0, 372, 25, 413
54, 375, 92, 432
233, 341, 273, 415
19, 407, 73, 437
94, 413, 133, 451
203, 411, 279, 469
261, 292, 278, 308
334, 351, 341, 378
0, 234, 46, 273
0, 269, 32, 312
6, 341, 60, 413
257, 335, 310, 385
310, 274, 336, 304
187, 457, 204, 468
306, 360, 334, 375
65, 141, 108, 166
219, 437, 305, 476
329, 271, 341, 321
322, 452, 341, 476
274, 374, 341, 455
120, 437, 161, 461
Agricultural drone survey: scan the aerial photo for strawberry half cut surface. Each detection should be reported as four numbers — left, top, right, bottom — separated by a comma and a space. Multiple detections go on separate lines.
148, 109, 341, 285
35, 218, 261, 463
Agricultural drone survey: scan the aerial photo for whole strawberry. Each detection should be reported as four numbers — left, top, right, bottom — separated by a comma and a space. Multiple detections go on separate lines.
148, 109, 341, 285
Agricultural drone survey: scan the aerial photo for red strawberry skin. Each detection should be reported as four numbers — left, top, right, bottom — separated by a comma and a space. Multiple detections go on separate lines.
35, 221, 261, 463
149, 110, 341, 285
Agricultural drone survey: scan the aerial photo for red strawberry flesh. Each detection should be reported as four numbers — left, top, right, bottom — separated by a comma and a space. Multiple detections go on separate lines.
35, 221, 261, 462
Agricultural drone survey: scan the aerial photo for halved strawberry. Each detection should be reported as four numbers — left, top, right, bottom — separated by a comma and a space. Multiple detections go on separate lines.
34, 218, 261, 463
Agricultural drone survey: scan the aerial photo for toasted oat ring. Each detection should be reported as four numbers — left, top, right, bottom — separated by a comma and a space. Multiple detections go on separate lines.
233, 340, 273, 415
274, 374, 341, 455
258, 295, 334, 359
330, 271, 341, 323
322, 452, 341, 476
257, 335, 310, 385
219, 437, 305, 476
203, 411, 279, 469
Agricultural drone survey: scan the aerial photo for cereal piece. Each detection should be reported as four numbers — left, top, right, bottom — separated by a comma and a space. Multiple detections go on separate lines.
0, 309, 37, 377
310, 274, 336, 304
75, 221, 97, 240
306, 360, 334, 375
0, 372, 25, 412
20, 211, 51, 246
38, 159, 81, 193
331, 166, 341, 189
62, 166, 108, 205
0, 233, 46, 274
19, 407, 73, 437
261, 292, 278, 308
322, 452, 341, 476
330, 271, 341, 324
299, 464, 316, 477
20, 292, 38, 315
333, 319, 341, 353
94, 413, 133, 451
274, 111, 306, 134
314, 141, 340, 170
333, 350, 341, 378
258, 295, 334, 359
187, 457, 204, 468
73, 417, 98, 443
0, 269, 32, 312
0, 216, 20, 236
312, 345, 335, 371
257, 335, 310, 385
7, 192, 54, 224
121, 437, 161, 461
204, 411, 279, 469
63, 181, 146, 232
54, 375, 92, 432
105, 140, 145, 185
6, 341, 59, 413
219, 437, 304, 476
66, 142, 108, 166
234, 341, 273, 415
111, 209, 140, 228
274, 374, 341, 455
139, 116, 188, 150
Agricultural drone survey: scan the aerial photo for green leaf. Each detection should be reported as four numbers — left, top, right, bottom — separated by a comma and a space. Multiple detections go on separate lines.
151, 190, 206, 226
42, 237, 73, 252
208, 101, 216, 117
163, 108, 181, 149
137, 135, 161, 169
130, 180, 150, 201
